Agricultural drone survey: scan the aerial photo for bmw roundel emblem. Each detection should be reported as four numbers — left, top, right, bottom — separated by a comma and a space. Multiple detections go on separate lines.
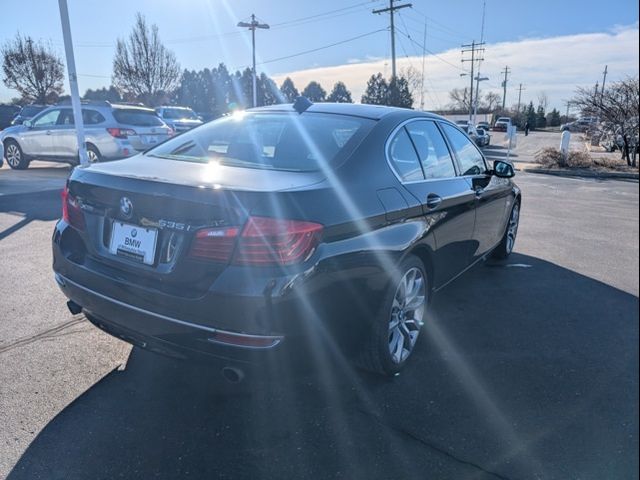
120, 197, 133, 219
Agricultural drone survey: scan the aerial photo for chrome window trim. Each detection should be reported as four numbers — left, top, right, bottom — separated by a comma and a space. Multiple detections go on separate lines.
384, 117, 461, 185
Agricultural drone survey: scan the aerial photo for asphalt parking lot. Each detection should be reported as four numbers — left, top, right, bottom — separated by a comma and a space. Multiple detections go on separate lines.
0, 160, 638, 479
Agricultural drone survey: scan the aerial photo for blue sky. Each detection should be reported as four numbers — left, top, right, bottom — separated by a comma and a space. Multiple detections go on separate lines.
0, 0, 638, 110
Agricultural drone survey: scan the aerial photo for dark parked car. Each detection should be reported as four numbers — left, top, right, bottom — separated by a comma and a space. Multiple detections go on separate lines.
0, 104, 21, 130
10, 104, 47, 126
52, 102, 521, 378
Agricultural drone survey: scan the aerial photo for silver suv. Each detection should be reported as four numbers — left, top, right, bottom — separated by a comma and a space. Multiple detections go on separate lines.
1, 101, 173, 169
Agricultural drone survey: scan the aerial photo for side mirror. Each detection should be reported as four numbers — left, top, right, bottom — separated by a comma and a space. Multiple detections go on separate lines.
493, 160, 515, 178
23, 120, 32, 128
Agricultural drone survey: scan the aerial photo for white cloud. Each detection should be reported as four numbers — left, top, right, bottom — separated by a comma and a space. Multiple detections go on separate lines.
273, 25, 639, 111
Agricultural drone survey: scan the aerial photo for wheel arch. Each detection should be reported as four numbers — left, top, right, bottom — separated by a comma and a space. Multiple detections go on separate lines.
405, 244, 435, 297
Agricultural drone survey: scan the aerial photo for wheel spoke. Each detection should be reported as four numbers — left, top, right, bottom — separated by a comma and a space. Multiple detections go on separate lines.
387, 266, 427, 364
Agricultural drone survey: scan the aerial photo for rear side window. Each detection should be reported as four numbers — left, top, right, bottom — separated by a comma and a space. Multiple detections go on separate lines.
147, 112, 374, 172
406, 121, 456, 179
440, 123, 487, 176
83, 109, 105, 124
388, 128, 423, 182
113, 109, 163, 126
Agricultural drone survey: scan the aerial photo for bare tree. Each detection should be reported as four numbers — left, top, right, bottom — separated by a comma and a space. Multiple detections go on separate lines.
448, 87, 470, 112
113, 13, 180, 105
1, 34, 64, 103
483, 92, 502, 112
399, 66, 422, 105
537, 92, 549, 112
573, 76, 639, 166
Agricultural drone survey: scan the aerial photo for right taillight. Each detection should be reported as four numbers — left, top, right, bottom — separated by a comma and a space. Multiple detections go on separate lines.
107, 127, 136, 139
188, 216, 323, 266
61, 186, 85, 230
234, 216, 323, 266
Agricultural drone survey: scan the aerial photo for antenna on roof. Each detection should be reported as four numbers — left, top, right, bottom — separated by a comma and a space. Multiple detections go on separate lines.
293, 96, 313, 114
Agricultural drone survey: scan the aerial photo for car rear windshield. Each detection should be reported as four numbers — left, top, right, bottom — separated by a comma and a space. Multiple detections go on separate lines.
146, 112, 375, 172
112, 109, 164, 126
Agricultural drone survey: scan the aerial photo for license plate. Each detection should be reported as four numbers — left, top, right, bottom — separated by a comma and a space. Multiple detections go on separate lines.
146, 135, 158, 144
109, 222, 158, 265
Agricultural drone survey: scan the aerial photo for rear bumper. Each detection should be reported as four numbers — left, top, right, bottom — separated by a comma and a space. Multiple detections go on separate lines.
52, 222, 387, 364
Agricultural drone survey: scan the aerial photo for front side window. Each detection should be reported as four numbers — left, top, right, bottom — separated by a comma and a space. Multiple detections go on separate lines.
388, 128, 424, 182
147, 112, 374, 172
32, 109, 60, 127
406, 121, 457, 179
440, 123, 487, 176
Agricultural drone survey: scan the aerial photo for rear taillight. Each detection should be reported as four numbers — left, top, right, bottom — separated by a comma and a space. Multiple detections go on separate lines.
107, 127, 136, 139
235, 216, 322, 266
61, 186, 85, 230
189, 226, 240, 261
188, 216, 323, 266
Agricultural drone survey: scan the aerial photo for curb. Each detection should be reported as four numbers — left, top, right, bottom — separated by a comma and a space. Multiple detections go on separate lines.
522, 167, 639, 180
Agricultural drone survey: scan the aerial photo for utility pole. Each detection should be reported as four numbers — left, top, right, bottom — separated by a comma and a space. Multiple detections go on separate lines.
373, 0, 412, 79
516, 83, 525, 113
600, 65, 608, 104
501, 66, 510, 110
461, 40, 485, 124
58, 0, 87, 165
237, 14, 269, 108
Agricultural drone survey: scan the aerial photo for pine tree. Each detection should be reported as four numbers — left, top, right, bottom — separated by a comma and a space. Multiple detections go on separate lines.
326, 81, 353, 103
361, 73, 388, 105
301, 81, 326, 102
280, 77, 299, 102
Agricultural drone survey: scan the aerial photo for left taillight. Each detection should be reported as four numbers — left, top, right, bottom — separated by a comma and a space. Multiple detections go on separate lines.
61, 186, 85, 230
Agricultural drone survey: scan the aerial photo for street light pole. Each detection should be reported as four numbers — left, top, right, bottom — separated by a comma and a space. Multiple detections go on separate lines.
238, 14, 269, 108
58, 0, 87, 165
472, 75, 489, 127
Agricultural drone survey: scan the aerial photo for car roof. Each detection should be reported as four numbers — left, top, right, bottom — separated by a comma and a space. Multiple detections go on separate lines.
109, 103, 156, 112
248, 102, 448, 121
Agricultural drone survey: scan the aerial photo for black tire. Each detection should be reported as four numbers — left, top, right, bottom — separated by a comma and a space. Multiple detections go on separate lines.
492, 200, 520, 259
4, 139, 30, 170
358, 254, 428, 376
85, 144, 102, 163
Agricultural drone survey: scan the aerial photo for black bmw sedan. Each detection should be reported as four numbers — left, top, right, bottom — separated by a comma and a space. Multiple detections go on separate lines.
52, 102, 521, 377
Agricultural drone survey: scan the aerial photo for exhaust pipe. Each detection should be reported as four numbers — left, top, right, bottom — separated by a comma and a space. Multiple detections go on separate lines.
67, 300, 83, 315
221, 366, 245, 384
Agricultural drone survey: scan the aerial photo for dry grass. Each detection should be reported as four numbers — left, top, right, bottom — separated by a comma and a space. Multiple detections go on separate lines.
534, 147, 636, 171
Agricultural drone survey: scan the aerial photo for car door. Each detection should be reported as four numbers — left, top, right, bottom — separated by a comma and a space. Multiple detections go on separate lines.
19, 108, 61, 157
439, 122, 512, 261
50, 108, 77, 158
387, 120, 476, 288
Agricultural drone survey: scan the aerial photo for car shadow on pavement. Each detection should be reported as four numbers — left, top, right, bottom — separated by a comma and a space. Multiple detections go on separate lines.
7, 254, 639, 480
0, 189, 62, 241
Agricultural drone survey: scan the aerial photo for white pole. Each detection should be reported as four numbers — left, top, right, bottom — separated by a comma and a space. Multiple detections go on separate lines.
58, 0, 88, 166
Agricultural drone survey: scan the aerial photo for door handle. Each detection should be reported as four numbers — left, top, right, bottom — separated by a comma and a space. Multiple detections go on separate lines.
426, 193, 442, 209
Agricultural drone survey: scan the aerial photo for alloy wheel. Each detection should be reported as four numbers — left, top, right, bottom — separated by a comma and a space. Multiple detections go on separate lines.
87, 149, 99, 163
388, 267, 426, 364
506, 204, 520, 254
6, 144, 20, 167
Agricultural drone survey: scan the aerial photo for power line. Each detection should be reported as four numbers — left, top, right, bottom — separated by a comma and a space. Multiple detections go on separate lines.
396, 28, 467, 72
248, 29, 387, 69
373, 0, 412, 79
